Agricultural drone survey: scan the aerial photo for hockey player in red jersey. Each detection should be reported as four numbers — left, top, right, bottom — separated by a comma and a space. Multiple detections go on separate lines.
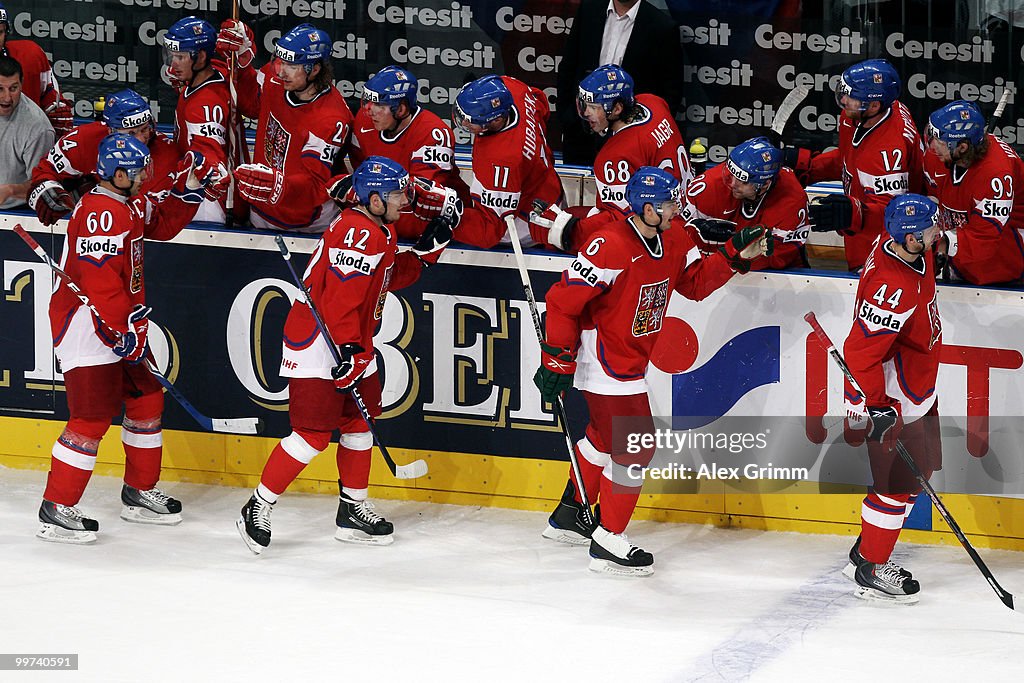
0, 2, 73, 135
237, 157, 453, 555
923, 100, 1024, 286
29, 89, 183, 226
451, 74, 562, 248
683, 136, 808, 269
37, 133, 222, 544
532, 64, 691, 252
220, 22, 352, 233
841, 194, 943, 603
349, 65, 468, 241
792, 59, 924, 271
162, 16, 231, 223
534, 166, 771, 575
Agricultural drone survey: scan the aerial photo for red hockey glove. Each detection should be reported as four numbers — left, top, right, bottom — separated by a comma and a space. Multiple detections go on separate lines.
327, 173, 359, 208
169, 151, 217, 204
164, 65, 188, 93
412, 215, 454, 265
809, 194, 863, 234
411, 178, 463, 224
331, 343, 372, 392
43, 97, 75, 138
29, 181, 74, 225
235, 163, 284, 205
216, 19, 255, 69
721, 225, 773, 273
113, 304, 151, 364
530, 199, 578, 252
866, 404, 902, 450
533, 342, 577, 403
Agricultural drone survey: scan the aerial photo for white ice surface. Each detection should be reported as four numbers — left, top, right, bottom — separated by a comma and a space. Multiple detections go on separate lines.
1, 466, 1023, 682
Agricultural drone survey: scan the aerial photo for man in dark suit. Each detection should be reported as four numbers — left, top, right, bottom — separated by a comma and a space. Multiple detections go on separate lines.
557, 0, 684, 166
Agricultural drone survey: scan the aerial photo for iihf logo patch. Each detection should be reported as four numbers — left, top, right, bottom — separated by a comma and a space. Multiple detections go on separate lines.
960, 110, 971, 120
490, 97, 502, 109
905, 205, 917, 216
396, 71, 407, 81
371, 162, 382, 173
761, 151, 772, 162
192, 25, 203, 35
642, 176, 656, 186
115, 138, 127, 149
873, 74, 883, 83
607, 71, 618, 82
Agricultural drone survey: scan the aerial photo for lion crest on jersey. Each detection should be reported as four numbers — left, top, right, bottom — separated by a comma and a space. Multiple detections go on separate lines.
264, 112, 290, 169
927, 291, 941, 350
632, 279, 669, 336
375, 265, 393, 320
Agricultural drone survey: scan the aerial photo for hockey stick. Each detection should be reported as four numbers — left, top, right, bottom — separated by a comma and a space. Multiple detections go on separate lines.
13, 224, 263, 435
804, 311, 1016, 611
504, 215, 594, 525
770, 84, 811, 141
223, 0, 240, 228
273, 235, 427, 480
988, 83, 1012, 132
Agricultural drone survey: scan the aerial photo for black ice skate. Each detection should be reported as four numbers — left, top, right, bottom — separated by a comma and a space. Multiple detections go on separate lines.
854, 560, 921, 604
37, 500, 99, 544
842, 535, 912, 583
542, 480, 597, 546
588, 525, 654, 576
236, 492, 274, 555
120, 484, 183, 525
335, 480, 394, 546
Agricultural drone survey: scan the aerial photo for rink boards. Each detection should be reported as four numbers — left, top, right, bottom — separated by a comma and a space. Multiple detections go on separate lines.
2, 214, 1024, 550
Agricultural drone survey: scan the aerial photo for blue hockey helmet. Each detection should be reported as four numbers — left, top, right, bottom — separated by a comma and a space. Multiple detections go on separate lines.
926, 100, 986, 149
884, 194, 937, 243
352, 156, 413, 205
0, 3, 7, 28
453, 75, 514, 130
103, 89, 153, 131
96, 133, 152, 182
362, 65, 419, 114
835, 59, 901, 111
275, 24, 332, 72
577, 64, 635, 116
626, 166, 682, 215
162, 16, 217, 59
727, 137, 782, 187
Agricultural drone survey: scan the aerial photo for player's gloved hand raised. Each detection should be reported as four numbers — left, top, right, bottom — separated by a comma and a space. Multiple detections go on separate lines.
113, 304, 151, 364
533, 342, 577, 403
43, 98, 75, 138
866, 404, 902, 450
29, 181, 75, 226
411, 178, 463, 225
327, 173, 359, 208
720, 225, 774, 273
530, 199, 578, 252
331, 343, 372, 393
412, 215, 454, 265
691, 218, 736, 244
169, 151, 215, 204
216, 19, 256, 69
203, 162, 231, 202
235, 163, 284, 205
809, 194, 863, 234
164, 65, 188, 92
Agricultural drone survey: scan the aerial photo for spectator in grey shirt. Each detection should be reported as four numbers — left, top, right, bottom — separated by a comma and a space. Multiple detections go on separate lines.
0, 55, 54, 210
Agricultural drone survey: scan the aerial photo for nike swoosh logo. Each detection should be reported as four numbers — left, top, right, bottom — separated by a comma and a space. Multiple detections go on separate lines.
722, 209, 737, 214
359, 127, 376, 134
632, 255, 643, 262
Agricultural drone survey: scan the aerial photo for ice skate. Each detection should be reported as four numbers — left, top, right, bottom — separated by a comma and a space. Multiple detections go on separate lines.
542, 480, 597, 546
237, 492, 273, 555
120, 484, 183, 525
335, 481, 394, 546
36, 500, 99, 544
588, 525, 653, 576
854, 559, 920, 604
843, 535, 913, 583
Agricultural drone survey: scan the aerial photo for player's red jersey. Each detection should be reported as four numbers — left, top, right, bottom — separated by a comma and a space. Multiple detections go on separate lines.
923, 134, 1024, 285
544, 218, 735, 394
682, 164, 808, 269
573, 94, 691, 246
174, 68, 230, 167
457, 76, 562, 249
280, 208, 423, 379
349, 105, 465, 239
32, 122, 181, 196
4, 39, 56, 107
806, 101, 925, 271
236, 64, 353, 232
843, 237, 941, 421
49, 186, 199, 372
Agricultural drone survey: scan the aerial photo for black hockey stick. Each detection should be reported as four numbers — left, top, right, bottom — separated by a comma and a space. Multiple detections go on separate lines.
805, 311, 1016, 611
504, 216, 594, 526
14, 224, 263, 435
273, 235, 427, 480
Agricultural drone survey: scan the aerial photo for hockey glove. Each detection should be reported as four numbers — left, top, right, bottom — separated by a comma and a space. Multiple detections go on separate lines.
203, 162, 231, 203
530, 199, 578, 252
533, 342, 577, 403
411, 177, 464, 225
42, 96, 75, 138
691, 218, 736, 244
169, 151, 215, 204
216, 19, 256, 69
809, 194, 863, 234
327, 173, 359, 208
113, 304, 151, 364
29, 181, 74, 225
331, 343, 372, 393
236, 163, 284, 205
164, 65, 188, 93
412, 215, 454, 265
720, 225, 774, 273
866, 404, 902, 450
